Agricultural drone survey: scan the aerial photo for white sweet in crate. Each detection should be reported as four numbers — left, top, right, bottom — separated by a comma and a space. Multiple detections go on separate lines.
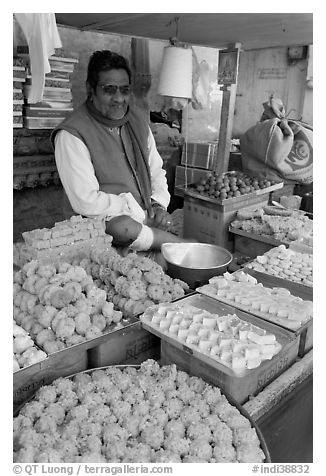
141, 302, 282, 374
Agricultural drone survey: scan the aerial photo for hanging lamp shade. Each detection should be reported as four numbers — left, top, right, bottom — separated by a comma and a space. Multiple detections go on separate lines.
157, 45, 192, 99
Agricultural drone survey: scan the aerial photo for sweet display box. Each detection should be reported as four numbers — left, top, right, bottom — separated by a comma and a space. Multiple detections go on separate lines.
14, 318, 158, 412
229, 227, 285, 257
241, 268, 312, 356
142, 293, 300, 404
183, 179, 283, 251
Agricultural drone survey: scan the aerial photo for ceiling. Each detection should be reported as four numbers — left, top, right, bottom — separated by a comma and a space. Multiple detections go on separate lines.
55, 13, 313, 51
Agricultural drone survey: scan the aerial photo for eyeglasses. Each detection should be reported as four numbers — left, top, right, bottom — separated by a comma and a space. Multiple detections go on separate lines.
98, 84, 131, 96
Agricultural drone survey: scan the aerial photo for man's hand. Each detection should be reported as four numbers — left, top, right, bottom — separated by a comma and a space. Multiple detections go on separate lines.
147, 204, 172, 231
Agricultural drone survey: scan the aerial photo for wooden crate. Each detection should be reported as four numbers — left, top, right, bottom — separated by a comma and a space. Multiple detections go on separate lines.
242, 268, 313, 356
161, 339, 299, 405
13, 317, 144, 412
87, 321, 160, 368
230, 228, 285, 258
183, 192, 271, 251
144, 294, 300, 404
14, 347, 88, 413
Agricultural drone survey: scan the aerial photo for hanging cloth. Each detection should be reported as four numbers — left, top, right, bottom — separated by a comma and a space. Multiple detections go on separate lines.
14, 13, 62, 103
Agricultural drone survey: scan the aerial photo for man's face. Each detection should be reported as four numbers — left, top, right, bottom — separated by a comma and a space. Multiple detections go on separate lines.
92, 69, 131, 120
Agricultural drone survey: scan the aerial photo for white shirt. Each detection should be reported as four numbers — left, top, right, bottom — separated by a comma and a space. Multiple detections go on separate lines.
54, 127, 170, 225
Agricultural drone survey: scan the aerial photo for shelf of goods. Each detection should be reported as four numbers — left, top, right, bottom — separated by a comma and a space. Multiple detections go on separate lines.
140, 293, 300, 404
13, 361, 271, 463
197, 269, 312, 357
16, 46, 78, 130
13, 58, 26, 129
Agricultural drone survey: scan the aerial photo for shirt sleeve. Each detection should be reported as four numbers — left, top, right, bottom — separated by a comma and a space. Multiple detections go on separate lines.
54, 130, 146, 222
147, 128, 170, 209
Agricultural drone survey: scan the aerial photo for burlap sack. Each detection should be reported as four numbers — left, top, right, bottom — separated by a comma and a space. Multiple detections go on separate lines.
240, 118, 313, 184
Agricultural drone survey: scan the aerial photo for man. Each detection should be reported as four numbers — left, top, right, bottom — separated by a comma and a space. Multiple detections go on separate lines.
52, 50, 187, 252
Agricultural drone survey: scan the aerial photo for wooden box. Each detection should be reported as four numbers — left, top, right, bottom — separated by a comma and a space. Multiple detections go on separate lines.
87, 321, 160, 368
14, 347, 88, 413
242, 268, 313, 357
145, 294, 300, 404
183, 192, 271, 251
13, 317, 145, 411
230, 228, 285, 258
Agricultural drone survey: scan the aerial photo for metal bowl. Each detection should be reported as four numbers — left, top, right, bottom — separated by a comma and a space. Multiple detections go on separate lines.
161, 242, 233, 288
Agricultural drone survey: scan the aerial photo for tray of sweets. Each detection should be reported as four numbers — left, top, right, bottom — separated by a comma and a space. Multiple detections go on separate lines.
13, 316, 139, 410
141, 293, 299, 378
182, 171, 283, 208
14, 362, 271, 462
197, 271, 312, 356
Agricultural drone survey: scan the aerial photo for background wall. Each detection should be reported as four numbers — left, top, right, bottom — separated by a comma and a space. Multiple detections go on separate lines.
233, 46, 311, 137
14, 21, 313, 140
58, 26, 224, 143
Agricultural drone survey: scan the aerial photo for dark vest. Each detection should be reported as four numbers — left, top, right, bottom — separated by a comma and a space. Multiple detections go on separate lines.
51, 103, 150, 210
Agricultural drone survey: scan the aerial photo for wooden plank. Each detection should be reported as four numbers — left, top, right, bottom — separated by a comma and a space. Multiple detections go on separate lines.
232, 234, 276, 258
243, 350, 313, 421
230, 227, 284, 247
243, 268, 313, 301
215, 43, 241, 174
14, 347, 88, 412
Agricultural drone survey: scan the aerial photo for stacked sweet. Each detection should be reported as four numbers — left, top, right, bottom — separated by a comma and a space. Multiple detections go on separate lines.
198, 271, 312, 329
13, 57, 26, 128
13, 320, 47, 372
13, 260, 123, 354
230, 206, 313, 245
21, 215, 112, 262
246, 245, 313, 287
13, 360, 266, 463
17, 46, 78, 129
141, 303, 282, 372
74, 247, 189, 318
